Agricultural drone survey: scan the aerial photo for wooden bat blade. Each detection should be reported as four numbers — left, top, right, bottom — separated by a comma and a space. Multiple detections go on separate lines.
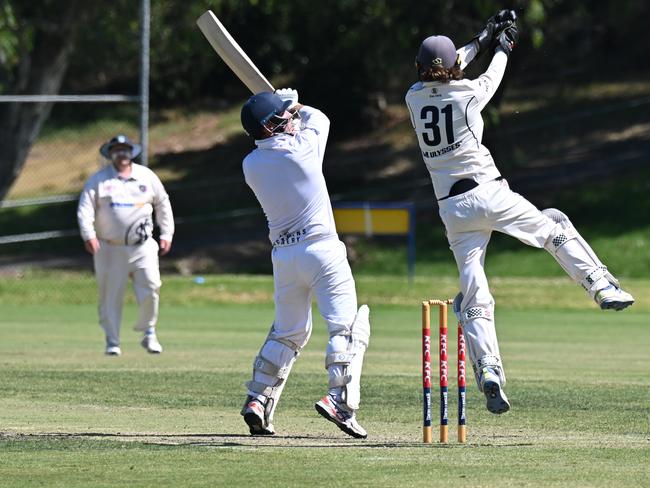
196, 10, 274, 94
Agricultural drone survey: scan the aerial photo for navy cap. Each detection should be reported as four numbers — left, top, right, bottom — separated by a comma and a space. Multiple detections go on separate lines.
416, 35, 457, 70
99, 134, 142, 159
241, 92, 292, 139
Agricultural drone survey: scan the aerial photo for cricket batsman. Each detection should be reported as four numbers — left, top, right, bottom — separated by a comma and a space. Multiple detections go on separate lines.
77, 134, 175, 356
238, 90, 370, 439
405, 11, 634, 414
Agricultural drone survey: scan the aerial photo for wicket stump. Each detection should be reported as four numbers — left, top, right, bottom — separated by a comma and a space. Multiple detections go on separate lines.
422, 299, 467, 444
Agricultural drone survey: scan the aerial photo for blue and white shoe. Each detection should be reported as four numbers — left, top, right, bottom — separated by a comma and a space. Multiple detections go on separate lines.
480, 367, 510, 415
594, 284, 635, 311
315, 394, 367, 439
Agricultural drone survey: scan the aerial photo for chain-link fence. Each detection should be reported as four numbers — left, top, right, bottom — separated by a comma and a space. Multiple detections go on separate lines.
0, 97, 270, 305
0, 101, 142, 299
0, 0, 152, 303
3, 0, 649, 307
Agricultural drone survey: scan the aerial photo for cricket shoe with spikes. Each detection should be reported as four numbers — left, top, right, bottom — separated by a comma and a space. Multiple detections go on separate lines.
594, 284, 635, 311
315, 394, 367, 439
480, 367, 510, 414
140, 333, 163, 354
242, 397, 275, 436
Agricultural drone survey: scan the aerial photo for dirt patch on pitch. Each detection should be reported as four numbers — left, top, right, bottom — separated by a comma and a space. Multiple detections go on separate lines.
3, 430, 646, 450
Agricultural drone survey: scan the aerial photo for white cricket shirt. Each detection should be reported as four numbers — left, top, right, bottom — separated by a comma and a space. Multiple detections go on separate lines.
243, 105, 337, 246
77, 163, 174, 244
405, 49, 508, 199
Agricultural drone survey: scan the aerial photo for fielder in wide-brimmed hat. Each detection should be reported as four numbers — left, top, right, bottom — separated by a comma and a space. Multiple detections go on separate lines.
77, 134, 175, 357
99, 134, 142, 160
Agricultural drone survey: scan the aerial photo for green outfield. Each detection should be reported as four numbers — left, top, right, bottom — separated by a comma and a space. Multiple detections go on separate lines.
1, 275, 649, 487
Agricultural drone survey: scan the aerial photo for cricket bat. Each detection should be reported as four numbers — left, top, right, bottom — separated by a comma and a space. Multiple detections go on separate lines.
196, 10, 274, 94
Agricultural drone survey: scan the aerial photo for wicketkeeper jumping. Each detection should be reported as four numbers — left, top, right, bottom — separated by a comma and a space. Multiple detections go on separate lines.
405, 10, 634, 414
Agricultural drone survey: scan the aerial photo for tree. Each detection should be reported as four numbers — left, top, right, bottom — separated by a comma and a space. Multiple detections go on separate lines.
0, 0, 91, 201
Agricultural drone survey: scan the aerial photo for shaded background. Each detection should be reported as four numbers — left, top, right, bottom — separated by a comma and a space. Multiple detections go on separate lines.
0, 0, 649, 293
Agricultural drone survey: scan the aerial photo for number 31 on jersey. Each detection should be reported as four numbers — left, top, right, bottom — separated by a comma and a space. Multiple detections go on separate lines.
420, 104, 454, 147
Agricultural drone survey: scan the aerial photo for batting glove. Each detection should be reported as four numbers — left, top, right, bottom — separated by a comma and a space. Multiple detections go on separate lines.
275, 88, 299, 108
496, 25, 518, 56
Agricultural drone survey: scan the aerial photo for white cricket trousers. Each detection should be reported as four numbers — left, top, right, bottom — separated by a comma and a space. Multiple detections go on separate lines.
270, 235, 358, 348
93, 238, 162, 347
437, 179, 557, 382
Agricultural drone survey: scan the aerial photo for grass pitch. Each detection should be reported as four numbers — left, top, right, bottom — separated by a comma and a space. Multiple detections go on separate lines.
0, 275, 649, 487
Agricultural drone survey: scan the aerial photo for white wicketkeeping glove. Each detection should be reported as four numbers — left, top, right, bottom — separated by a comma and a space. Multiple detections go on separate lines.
275, 88, 299, 108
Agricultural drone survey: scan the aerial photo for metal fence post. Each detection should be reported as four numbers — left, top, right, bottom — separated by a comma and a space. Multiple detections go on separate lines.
139, 0, 150, 166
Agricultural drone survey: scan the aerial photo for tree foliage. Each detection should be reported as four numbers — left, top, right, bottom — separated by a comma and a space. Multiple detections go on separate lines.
0, 0, 93, 200
56, 0, 649, 129
0, 0, 648, 199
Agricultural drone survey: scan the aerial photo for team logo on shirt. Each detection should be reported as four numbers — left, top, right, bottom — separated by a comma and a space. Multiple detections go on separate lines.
139, 185, 147, 193
110, 202, 147, 208
125, 216, 153, 245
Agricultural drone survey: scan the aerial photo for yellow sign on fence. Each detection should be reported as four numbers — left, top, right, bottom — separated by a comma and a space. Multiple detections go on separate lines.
333, 202, 416, 282
334, 208, 410, 235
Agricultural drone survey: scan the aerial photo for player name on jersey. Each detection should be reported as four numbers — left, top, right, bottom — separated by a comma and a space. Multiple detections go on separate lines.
421, 141, 461, 159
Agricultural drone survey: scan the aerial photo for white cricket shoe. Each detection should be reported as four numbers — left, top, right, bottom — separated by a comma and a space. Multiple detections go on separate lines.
140, 333, 163, 354
242, 398, 275, 436
105, 345, 122, 356
315, 394, 367, 439
594, 284, 635, 311
480, 367, 510, 415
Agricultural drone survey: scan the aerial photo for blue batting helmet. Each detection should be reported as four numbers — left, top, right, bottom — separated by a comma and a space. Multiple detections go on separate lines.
241, 92, 292, 139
